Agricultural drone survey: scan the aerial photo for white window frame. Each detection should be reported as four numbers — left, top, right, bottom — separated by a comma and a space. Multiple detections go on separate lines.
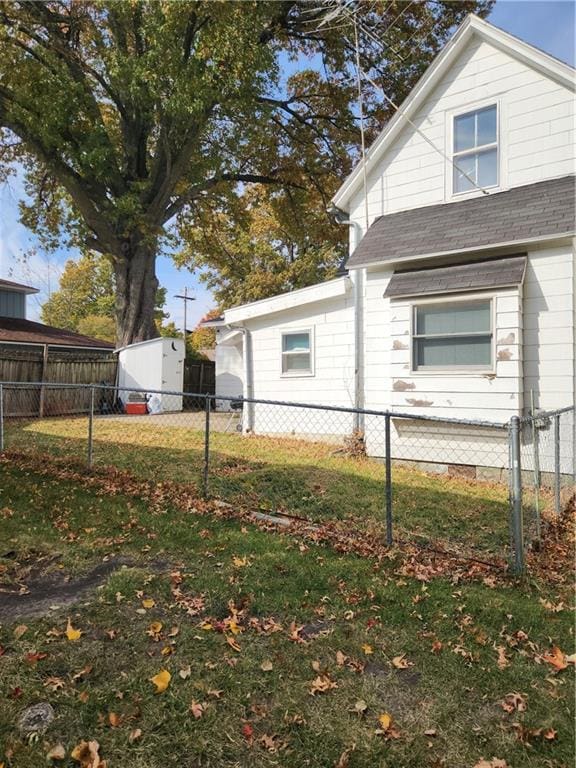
279, 327, 315, 378
409, 294, 495, 375
445, 98, 505, 201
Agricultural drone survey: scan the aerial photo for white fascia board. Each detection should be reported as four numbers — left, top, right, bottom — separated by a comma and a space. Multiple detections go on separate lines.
353, 233, 575, 271
223, 277, 352, 325
332, 15, 576, 212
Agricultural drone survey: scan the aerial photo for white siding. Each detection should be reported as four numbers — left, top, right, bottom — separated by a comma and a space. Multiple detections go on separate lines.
523, 244, 576, 411
348, 37, 575, 235
245, 295, 356, 437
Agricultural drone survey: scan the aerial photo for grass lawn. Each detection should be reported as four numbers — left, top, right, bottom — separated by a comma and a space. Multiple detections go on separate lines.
3, 415, 516, 560
0, 462, 573, 768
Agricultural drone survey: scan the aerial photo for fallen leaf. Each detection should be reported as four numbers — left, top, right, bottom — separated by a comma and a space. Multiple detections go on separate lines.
500, 693, 527, 713
431, 641, 443, 654
542, 646, 568, 671
350, 700, 367, 717
361, 644, 373, 655
70, 739, 106, 767
66, 618, 82, 642
150, 669, 171, 694
128, 728, 142, 744
46, 743, 66, 761
334, 745, 355, 768
309, 675, 338, 695
260, 660, 273, 672
232, 556, 248, 568
207, 688, 223, 698
189, 700, 205, 719
108, 712, 122, 727
226, 635, 241, 652
392, 655, 413, 669
472, 760, 507, 768
179, 665, 191, 680
141, 598, 155, 609
376, 712, 401, 740
13, 624, 28, 639
242, 723, 254, 743
146, 621, 163, 639
336, 650, 347, 666
424, 728, 437, 737
495, 646, 509, 670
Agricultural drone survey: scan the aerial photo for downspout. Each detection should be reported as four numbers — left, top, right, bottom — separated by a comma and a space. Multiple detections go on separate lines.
226, 323, 254, 432
328, 205, 364, 431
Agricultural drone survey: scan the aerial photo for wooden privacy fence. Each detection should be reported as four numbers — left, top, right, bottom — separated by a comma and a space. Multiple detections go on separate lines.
183, 359, 215, 408
0, 346, 117, 417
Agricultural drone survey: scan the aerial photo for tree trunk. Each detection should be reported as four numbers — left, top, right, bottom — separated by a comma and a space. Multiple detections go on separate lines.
114, 237, 160, 348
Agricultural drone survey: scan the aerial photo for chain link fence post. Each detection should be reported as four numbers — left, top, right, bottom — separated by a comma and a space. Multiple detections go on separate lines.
553, 414, 561, 515
87, 386, 95, 468
508, 415, 524, 576
385, 412, 393, 546
202, 394, 211, 499
0, 383, 4, 452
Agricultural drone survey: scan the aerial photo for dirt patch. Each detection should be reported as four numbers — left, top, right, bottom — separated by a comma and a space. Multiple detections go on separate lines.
0, 556, 138, 620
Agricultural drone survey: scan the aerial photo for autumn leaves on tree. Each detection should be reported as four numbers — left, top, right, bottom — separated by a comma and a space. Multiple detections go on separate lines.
0, 1, 493, 345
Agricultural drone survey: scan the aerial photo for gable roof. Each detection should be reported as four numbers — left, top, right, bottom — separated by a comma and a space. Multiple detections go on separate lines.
384, 255, 527, 298
346, 175, 575, 269
0, 316, 114, 349
0, 278, 39, 294
333, 14, 576, 211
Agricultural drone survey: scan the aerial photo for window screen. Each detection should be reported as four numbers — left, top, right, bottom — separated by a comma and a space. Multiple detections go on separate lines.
413, 301, 492, 370
281, 331, 312, 374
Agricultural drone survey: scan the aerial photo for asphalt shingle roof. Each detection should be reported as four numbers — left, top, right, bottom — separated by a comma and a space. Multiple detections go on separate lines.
0, 316, 114, 349
384, 255, 527, 298
0, 278, 39, 294
347, 175, 576, 268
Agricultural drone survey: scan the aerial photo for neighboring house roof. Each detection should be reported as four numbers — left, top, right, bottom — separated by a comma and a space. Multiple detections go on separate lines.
0, 278, 39, 294
384, 255, 527, 299
347, 176, 576, 269
332, 14, 576, 210
0, 316, 115, 349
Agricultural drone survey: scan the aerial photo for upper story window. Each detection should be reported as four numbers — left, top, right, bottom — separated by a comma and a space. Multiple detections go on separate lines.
281, 330, 313, 376
412, 300, 493, 371
453, 105, 498, 194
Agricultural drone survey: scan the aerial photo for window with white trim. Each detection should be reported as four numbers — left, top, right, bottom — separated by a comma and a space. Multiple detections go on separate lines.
281, 330, 313, 375
453, 105, 498, 194
412, 300, 492, 370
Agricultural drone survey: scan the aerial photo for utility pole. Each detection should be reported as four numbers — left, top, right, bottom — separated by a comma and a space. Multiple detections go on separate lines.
174, 287, 196, 350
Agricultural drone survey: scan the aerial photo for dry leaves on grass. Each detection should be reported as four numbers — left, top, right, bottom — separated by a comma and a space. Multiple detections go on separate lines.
334, 745, 355, 768
150, 669, 171, 694
66, 618, 82, 642
376, 712, 401, 740
71, 740, 107, 767
541, 645, 570, 671
500, 693, 527, 713
46, 743, 66, 760
189, 701, 206, 719
309, 675, 338, 695
392, 655, 413, 670
495, 646, 509, 670
511, 723, 557, 744
472, 760, 507, 768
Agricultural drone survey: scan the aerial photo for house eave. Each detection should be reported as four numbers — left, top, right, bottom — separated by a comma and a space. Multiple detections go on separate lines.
349, 232, 575, 271
223, 276, 352, 325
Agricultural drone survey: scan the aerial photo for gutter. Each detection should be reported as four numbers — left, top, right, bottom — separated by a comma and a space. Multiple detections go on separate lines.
328, 205, 364, 430
226, 323, 254, 432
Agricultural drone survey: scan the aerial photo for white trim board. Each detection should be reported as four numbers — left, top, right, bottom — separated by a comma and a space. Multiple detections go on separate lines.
224, 277, 351, 324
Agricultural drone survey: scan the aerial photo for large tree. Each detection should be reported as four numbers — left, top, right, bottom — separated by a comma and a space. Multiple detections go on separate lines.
0, 1, 493, 345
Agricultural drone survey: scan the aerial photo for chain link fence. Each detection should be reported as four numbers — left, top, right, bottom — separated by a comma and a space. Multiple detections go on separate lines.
0, 381, 573, 574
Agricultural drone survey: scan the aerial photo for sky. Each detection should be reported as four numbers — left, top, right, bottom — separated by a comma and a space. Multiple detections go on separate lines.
0, 0, 574, 331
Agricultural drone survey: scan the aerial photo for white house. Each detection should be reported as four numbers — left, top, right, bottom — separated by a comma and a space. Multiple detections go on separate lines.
209, 15, 576, 475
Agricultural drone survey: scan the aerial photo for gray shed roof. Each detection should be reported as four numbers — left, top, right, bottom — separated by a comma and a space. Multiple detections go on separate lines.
384, 255, 527, 298
347, 175, 576, 268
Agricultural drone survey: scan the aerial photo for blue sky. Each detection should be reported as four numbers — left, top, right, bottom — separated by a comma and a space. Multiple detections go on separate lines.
0, 0, 574, 330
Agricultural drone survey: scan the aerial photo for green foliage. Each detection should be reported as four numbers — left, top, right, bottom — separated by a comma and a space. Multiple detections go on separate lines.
0, 1, 494, 340
76, 314, 116, 343
41, 252, 171, 335
41, 253, 115, 330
